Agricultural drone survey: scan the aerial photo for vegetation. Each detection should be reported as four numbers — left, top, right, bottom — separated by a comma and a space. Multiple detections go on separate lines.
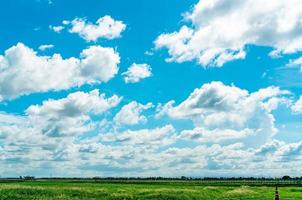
0, 180, 302, 200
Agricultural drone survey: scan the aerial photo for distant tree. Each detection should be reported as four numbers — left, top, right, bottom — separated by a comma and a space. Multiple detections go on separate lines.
181, 176, 187, 180
282, 175, 291, 180
23, 176, 35, 180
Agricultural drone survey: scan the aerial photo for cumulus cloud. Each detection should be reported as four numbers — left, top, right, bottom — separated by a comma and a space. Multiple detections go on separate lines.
0, 85, 297, 176
155, 0, 302, 67
49, 25, 64, 33
38, 44, 54, 51
102, 125, 176, 146
114, 101, 153, 125
0, 43, 120, 100
157, 81, 289, 146
26, 89, 121, 137
254, 140, 302, 163
287, 57, 302, 71
0, 89, 124, 176
1, 105, 301, 177
67, 15, 126, 42
122, 63, 152, 83
292, 96, 302, 113
0, 112, 62, 163
27, 90, 121, 117
179, 127, 254, 143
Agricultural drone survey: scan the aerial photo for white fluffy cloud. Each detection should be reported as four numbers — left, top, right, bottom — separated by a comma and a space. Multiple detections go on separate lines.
114, 101, 153, 125
292, 96, 302, 113
67, 16, 126, 42
27, 90, 121, 117
122, 63, 152, 83
155, 0, 302, 66
1, 105, 301, 177
38, 44, 54, 51
255, 140, 302, 162
26, 89, 121, 137
287, 57, 302, 71
0, 43, 120, 100
179, 127, 254, 143
102, 125, 176, 146
0, 82, 297, 176
0, 90, 123, 176
49, 25, 64, 33
158, 81, 289, 146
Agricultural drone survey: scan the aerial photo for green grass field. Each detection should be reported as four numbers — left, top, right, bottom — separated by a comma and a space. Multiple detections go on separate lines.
0, 181, 302, 200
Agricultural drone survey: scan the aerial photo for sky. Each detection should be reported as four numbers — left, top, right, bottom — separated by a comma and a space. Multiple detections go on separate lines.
0, 0, 302, 177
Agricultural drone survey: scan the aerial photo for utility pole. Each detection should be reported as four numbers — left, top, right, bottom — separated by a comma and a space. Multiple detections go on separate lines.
275, 186, 279, 200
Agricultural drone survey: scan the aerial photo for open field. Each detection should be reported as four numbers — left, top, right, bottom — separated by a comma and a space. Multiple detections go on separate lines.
0, 180, 302, 200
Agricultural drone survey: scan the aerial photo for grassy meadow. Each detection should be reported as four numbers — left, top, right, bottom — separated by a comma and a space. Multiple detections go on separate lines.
0, 180, 302, 200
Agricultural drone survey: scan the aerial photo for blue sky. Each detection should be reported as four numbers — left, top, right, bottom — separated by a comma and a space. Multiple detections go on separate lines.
0, 0, 302, 177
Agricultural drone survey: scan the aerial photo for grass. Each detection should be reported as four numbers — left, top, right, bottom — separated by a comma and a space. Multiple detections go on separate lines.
0, 180, 302, 199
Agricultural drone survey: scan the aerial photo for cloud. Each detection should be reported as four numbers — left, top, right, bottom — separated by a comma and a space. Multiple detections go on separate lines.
0, 81, 297, 176
1, 104, 302, 177
0, 112, 62, 167
102, 125, 176, 146
122, 63, 152, 83
254, 140, 285, 157
155, 0, 302, 67
0, 43, 120, 100
114, 101, 153, 125
286, 57, 302, 71
0, 89, 123, 176
292, 96, 302, 113
179, 127, 254, 143
26, 90, 121, 117
38, 44, 54, 51
254, 140, 302, 162
157, 81, 289, 146
26, 89, 121, 137
49, 25, 64, 33
67, 15, 126, 42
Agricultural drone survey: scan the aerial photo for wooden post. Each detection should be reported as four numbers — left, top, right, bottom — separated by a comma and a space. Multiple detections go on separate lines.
275, 186, 279, 200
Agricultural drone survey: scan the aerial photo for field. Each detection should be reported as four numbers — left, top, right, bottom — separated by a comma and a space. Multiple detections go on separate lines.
0, 180, 302, 200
